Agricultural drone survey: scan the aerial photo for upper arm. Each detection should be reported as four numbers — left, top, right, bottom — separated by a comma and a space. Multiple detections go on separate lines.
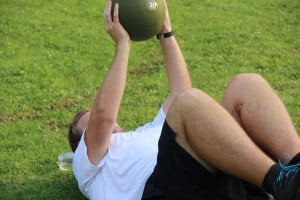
84, 111, 115, 165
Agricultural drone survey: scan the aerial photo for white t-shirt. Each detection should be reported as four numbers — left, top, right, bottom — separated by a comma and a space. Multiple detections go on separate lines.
73, 108, 166, 200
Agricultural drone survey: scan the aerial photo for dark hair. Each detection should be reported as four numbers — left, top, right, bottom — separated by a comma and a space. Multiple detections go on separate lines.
68, 109, 90, 152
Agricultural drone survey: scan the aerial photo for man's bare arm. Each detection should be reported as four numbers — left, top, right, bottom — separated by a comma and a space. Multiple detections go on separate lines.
85, 1, 130, 165
159, 0, 192, 113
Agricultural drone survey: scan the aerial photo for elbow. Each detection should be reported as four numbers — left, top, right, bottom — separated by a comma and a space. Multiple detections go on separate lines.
90, 107, 116, 125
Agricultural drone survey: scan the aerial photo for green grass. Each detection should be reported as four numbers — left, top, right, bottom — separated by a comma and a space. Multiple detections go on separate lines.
0, 0, 299, 198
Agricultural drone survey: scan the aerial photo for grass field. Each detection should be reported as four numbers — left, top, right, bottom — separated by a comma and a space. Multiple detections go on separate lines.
0, 0, 299, 199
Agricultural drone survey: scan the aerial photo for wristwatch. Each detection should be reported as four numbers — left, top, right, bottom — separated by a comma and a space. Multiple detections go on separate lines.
156, 31, 174, 39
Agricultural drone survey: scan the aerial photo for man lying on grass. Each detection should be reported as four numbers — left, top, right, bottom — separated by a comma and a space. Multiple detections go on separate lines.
68, 0, 300, 199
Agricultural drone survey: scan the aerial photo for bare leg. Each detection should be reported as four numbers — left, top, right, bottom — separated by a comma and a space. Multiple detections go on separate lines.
221, 73, 300, 162
166, 87, 274, 188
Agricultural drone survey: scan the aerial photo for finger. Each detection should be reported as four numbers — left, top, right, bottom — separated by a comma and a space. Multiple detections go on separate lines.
103, 0, 112, 24
103, 0, 110, 16
113, 3, 119, 23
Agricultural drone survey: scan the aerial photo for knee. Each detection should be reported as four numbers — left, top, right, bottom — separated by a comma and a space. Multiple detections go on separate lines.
231, 73, 267, 86
222, 73, 271, 108
172, 88, 210, 112
227, 73, 269, 93
167, 88, 212, 134
166, 89, 201, 135
175, 88, 204, 104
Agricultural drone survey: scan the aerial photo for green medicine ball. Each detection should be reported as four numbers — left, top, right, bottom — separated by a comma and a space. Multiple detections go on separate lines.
112, 0, 165, 41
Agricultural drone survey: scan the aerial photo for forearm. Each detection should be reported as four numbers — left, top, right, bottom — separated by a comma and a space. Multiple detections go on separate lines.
157, 0, 191, 113
160, 36, 191, 95
92, 41, 130, 120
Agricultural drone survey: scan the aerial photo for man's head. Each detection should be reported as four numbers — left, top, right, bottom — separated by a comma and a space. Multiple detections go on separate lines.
68, 109, 91, 152
68, 109, 124, 153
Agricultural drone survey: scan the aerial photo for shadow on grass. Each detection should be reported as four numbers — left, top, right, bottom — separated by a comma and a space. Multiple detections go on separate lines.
0, 173, 86, 199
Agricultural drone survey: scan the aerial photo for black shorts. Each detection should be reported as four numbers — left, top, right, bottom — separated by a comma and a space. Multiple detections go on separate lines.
142, 121, 269, 200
